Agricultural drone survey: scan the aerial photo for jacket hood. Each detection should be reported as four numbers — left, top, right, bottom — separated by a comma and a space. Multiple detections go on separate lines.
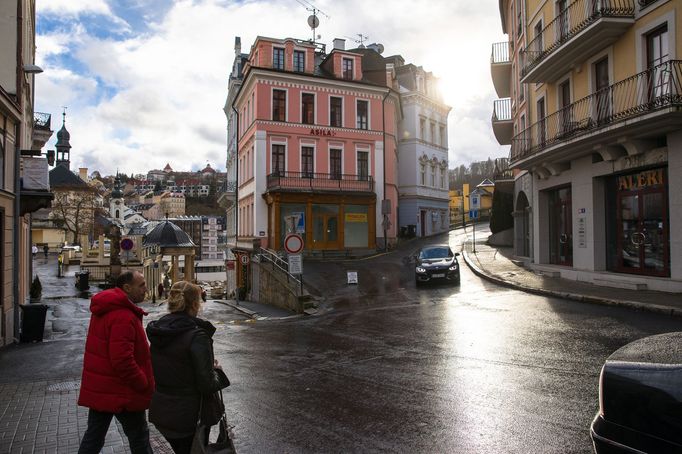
146, 312, 216, 348
90, 287, 147, 317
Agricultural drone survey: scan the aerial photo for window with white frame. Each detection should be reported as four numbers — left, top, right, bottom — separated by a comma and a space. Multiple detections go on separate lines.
273, 47, 284, 70
420, 163, 426, 185
302, 146, 314, 178
272, 144, 285, 176
430, 163, 436, 186
356, 100, 368, 129
302, 93, 314, 125
293, 50, 305, 72
357, 150, 369, 181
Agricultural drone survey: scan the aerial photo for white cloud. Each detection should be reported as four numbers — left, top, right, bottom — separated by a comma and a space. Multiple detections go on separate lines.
35, 0, 509, 175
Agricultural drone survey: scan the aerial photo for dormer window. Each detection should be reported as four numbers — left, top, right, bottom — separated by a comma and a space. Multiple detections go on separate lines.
342, 58, 354, 80
294, 50, 305, 72
273, 47, 284, 70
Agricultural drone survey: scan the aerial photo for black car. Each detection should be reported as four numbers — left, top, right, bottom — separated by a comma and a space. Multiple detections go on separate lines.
591, 332, 682, 453
414, 245, 460, 286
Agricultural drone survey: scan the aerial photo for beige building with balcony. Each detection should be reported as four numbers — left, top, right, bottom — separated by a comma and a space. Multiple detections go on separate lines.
492, 0, 682, 292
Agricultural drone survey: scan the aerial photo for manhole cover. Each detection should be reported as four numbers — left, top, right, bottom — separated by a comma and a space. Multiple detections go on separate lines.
46, 380, 81, 392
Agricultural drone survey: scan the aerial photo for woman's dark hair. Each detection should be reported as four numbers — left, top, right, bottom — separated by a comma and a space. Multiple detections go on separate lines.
115, 271, 137, 289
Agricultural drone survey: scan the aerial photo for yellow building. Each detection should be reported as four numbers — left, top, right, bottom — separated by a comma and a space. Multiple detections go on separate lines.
449, 181, 495, 224
492, 0, 682, 292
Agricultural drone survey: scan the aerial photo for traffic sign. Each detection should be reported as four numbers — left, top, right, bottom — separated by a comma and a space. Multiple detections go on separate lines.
240, 254, 250, 265
284, 233, 304, 254
469, 210, 479, 219
470, 194, 480, 209
288, 254, 303, 274
120, 238, 134, 251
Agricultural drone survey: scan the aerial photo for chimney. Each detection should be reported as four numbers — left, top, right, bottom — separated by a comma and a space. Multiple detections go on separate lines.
235, 36, 241, 55
333, 38, 345, 51
79, 167, 88, 181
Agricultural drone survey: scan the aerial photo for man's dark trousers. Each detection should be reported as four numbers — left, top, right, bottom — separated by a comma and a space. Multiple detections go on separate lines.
78, 409, 152, 454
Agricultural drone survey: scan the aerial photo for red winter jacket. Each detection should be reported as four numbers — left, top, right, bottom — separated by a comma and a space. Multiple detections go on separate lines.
78, 287, 155, 413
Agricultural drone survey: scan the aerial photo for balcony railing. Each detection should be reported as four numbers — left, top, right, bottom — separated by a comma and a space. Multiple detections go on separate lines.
493, 98, 512, 122
521, 0, 635, 79
491, 42, 511, 64
267, 171, 374, 192
511, 60, 682, 164
34, 112, 51, 130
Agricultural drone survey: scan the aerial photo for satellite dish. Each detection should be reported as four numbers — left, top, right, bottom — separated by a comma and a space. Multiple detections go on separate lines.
307, 15, 319, 29
377, 43, 385, 54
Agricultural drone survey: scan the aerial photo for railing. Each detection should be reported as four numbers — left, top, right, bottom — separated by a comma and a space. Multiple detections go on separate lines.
638, 0, 661, 8
521, 0, 635, 78
34, 112, 51, 130
511, 60, 682, 163
267, 171, 374, 192
493, 98, 512, 122
491, 42, 511, 64
258, 248, 303, 293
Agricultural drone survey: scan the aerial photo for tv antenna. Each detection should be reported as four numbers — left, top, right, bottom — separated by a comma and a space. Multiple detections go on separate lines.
345, 33, 369, 48
296, 0, 329, 44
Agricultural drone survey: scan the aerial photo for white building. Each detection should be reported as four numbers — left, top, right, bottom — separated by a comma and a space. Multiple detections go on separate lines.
395, 62, 451, 237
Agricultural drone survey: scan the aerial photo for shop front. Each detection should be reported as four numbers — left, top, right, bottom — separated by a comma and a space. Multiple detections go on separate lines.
606, 167, 670, 277
264, 192, 376, 252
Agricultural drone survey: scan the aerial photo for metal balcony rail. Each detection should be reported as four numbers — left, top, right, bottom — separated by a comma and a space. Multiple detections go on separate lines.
34, 112, 51, 130
638, 0, 661, 8
493, 98, 512, 121
267, 171, 374, 192
491, 42, 511, 64
521, 0, 635, 78
511, 60, 682, 163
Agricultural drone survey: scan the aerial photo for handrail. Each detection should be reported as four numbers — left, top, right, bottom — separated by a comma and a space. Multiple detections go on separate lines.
521, 0, 635, 78
258, 247, 303, 291
511, 60, 682, 163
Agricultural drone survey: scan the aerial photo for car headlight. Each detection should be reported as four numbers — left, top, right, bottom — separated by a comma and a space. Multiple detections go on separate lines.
416, 267, 426, 273
449, 264, 458, 271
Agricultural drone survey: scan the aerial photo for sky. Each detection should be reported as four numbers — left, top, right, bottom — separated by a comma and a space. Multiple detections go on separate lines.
35, 0, 508, 176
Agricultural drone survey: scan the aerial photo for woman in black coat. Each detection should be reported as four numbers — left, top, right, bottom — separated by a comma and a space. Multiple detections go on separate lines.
147, 281, 230, 454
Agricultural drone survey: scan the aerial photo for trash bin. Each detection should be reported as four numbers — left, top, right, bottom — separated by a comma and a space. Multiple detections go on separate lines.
77, 270, 90, 291
20, 304, 48, 343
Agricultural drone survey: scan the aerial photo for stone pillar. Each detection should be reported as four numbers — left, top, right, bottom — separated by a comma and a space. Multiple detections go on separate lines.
185, 254, 195, 282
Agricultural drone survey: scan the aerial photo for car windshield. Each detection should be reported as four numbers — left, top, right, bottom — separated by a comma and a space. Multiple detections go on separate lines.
419, 247, 452, 259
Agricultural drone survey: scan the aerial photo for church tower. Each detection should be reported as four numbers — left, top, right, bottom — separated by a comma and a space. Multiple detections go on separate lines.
55, 111, 71, 169
110, 173, 125, 224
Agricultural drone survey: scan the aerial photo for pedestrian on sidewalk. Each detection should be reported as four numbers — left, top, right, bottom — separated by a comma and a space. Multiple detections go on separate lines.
32, 244, 38, 258
43, 244, 48, 258
157, 282, 164, 301
146, 280, 230, 454
77, 270, 155, 454
57, 253, 63, 277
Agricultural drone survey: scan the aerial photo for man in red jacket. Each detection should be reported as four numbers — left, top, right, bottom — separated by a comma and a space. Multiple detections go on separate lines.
77, 270, 154, 454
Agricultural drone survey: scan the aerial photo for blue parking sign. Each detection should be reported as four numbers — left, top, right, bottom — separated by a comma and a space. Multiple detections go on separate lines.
469, 210, 479, 219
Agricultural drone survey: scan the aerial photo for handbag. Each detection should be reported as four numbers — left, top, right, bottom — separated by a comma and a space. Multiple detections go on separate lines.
191, 390, 236, 454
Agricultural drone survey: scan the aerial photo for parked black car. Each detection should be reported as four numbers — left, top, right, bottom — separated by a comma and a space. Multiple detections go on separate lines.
414, 245, 460, 286
591, 332, 682, 453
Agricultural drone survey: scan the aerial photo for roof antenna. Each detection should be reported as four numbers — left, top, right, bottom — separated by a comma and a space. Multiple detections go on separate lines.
296, 0, 329, 44
345, 34, 369, 48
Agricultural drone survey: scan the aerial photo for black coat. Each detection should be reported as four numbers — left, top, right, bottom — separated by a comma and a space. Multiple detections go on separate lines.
146, 312, 229, 438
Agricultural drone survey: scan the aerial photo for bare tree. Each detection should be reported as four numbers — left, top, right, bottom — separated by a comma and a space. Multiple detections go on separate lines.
50, 188, 99, 245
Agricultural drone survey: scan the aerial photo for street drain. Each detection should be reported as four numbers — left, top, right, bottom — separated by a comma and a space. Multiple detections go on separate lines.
46, 380, 81, 392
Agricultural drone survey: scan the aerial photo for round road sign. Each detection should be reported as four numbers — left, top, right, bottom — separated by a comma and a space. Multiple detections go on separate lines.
120, 238, 134, 251
240, 254, 250, 265
284, 234, 304, 254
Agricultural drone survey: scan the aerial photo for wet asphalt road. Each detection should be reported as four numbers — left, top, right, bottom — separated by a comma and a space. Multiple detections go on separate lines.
215, 228, 682, 453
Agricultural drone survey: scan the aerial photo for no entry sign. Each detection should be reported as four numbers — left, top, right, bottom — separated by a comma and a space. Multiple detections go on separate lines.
120, 238, 134, 251
284, 234, 304, 254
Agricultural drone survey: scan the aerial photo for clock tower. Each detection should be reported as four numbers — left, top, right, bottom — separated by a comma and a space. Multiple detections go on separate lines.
110, 173, 125, 224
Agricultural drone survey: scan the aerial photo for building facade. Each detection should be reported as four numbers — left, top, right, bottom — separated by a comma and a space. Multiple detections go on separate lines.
226, 36, 401, 254
0, 0, 53, 346
493, 0, 682, 292
394, 63, 451, 237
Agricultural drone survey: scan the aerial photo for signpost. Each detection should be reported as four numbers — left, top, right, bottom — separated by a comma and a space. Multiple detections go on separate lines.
469, 194, 481, 253
284, 234, 304, 295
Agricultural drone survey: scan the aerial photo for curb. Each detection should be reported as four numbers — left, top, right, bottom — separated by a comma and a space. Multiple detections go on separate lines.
461, 242, 682, 319
213, 299, 258, 318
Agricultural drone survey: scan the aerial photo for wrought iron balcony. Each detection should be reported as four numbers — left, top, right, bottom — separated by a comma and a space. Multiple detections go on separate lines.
32, 112, 53, 150
266, 171, 374, 193
492, 98, 513, 145
521, 0, 635, 83
511, 60, 682, 166
34, 112, 51, 130
491, 42, 512, 98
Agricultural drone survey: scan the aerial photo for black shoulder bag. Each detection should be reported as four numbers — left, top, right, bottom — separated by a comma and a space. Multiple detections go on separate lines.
191, 390, 236, 454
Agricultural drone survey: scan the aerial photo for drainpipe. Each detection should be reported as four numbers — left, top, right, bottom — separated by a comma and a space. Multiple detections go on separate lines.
381, 90, 389, 251
231, 105, 239, 304
13, 1, 24, 343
